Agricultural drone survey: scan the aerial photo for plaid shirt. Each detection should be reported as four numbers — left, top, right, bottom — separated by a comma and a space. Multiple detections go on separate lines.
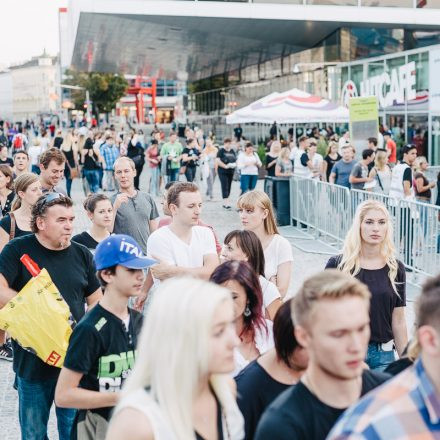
100, 143, 120, 170
327, 359, 440, 439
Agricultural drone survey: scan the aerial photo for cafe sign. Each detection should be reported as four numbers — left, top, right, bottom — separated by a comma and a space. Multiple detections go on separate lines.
341, 61, 416, 108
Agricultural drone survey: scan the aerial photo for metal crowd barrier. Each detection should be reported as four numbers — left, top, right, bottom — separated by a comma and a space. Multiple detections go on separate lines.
289, 176, 440, 277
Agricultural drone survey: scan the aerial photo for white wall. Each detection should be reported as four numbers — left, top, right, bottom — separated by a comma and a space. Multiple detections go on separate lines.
0, 71, 13, 121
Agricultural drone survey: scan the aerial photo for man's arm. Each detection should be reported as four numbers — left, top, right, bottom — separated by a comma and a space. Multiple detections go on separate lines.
0, 273, 17, 309
151, 253, 219, 281
329, 171, 336, 184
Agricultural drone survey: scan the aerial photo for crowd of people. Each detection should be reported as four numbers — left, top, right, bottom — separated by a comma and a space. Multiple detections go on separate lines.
0, 121, 438, 440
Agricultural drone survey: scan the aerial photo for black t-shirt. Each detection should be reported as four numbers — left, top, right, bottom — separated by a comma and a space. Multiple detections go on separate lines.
72, 231, 99, 251
236, 359, 290, 439
300, 152, 309, 167
53, 136, 64, 148
217, 148, 237, 174
414, 172, 431, 198
403, 163, 412, 187
265, 154, 278, 177
0, 234, 100, 380
64, 304, 143, 424
255, 370, 390, 440
0, 214, 31, 239
182, 147, 200, 167
0, 157, 13, 166
324, 154, 341, 181
325, 256, 406, 343
1, 191, 15, 217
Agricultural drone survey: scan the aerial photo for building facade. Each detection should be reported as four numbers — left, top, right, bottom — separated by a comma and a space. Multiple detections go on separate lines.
10, 55, 60, 122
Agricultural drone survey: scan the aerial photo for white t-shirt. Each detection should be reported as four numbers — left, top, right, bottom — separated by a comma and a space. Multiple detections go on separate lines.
28, 145, 43, 166
259, 275, 281, 309
233, 320, 274, 377
237, 152, 261, 175
264, 234, 293, 282
147, 225, 217, 286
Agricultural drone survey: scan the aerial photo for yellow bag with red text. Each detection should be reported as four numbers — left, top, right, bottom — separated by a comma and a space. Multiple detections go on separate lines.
0, 255, 75, 367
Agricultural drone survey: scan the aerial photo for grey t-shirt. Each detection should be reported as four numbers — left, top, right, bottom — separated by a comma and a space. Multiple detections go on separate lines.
332, 160, 356, 189
111, 191, 159, 254
350, 162, 368, 190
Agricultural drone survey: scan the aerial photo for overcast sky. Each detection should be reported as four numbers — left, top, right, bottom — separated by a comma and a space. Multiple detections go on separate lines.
1, 0, 67, 68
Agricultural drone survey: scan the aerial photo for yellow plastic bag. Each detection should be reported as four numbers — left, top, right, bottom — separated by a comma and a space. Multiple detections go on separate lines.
0, 255, 75, 367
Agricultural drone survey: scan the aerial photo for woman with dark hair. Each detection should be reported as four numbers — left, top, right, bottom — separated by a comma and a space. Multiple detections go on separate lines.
210, 260, 273, 377
72, 193, 113, 251
235, 299, 308, 439
221, 230, 281, 320
0, 164, 15, 217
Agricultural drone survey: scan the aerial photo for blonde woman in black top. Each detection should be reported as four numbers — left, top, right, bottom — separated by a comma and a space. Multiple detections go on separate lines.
326, 200, 407, 371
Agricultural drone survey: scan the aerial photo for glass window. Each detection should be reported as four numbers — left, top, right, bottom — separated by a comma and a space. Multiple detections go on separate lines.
407, 51, 429, 110
417, 0, 440, 7
407, 114, 428, 156
362, 0, 413, 6
431, 116, 440, 165
307, 0, 356, 4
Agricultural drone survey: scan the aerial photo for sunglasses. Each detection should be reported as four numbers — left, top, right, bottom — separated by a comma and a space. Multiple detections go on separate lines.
41, 192, 62, 204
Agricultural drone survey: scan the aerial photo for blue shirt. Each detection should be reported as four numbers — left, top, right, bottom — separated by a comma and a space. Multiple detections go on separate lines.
332, 160, 356, 189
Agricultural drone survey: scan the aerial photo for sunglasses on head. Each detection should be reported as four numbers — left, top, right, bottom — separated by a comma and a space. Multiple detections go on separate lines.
41, 192, 62, 204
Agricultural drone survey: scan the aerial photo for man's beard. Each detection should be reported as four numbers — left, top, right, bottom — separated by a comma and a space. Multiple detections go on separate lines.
57, 237, 71, 249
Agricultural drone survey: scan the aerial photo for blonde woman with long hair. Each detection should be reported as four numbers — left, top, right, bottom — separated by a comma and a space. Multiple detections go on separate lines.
368, 149, 391, 194
106, 277, 244, 440
238, 190, 293, 297
325, 200, 408, 371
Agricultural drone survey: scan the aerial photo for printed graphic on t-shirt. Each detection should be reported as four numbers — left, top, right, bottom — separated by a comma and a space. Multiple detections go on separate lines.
98, 349, 136, 393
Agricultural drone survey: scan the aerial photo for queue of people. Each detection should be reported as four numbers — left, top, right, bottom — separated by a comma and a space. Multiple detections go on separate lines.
0, 124, 439, 440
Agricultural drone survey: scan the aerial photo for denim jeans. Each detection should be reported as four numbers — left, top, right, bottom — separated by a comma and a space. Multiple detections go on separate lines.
366, 343, 396, 371
185, 166, 196, 182
149, 167, 160, 196
104, 170, 117, 192
16, 375, 76, 440
240, 174, 258, 194
168, 168, 179, 182
83, 169, 100, 193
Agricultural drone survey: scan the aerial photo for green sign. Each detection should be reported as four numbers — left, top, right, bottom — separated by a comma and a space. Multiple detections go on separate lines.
349, 97, 379, 154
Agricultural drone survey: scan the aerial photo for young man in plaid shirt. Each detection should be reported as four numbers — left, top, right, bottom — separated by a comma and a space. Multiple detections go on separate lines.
328, 274, 440, 439
100, 134, 120, 192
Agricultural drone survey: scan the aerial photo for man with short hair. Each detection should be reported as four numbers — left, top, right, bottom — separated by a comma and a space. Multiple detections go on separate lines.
13, 150, 30, 177
328, 274, 440, 439
111, 157, 159, 255
330, 145, 356, 189
160, 131, 183, 182
389, 144, 418, 267
349, 148, 375, 190
39, 147, 66, 194
367, 138, 378, 172
255, 270, 389, 440
0, 193, 102, 439
147, 182, 218, 286
100, 134, 120, 191
293, 136, 313, 178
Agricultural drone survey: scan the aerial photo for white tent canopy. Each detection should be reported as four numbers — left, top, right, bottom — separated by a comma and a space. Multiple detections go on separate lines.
226, 88, 349, 124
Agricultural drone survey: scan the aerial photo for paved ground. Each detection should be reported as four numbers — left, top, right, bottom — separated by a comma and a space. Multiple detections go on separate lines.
0, 169, 418, 438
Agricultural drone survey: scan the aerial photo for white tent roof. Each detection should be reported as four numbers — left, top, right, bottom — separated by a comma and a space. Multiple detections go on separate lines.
226, 88, 349, 124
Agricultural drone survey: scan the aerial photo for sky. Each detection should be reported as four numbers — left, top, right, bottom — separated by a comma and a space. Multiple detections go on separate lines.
0, 0, 67, 68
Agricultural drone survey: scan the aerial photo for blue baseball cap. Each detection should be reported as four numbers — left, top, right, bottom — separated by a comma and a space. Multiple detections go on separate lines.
94, 234, 157, 270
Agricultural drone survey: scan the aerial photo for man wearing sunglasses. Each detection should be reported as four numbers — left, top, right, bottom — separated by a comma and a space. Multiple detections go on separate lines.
0, 193, 102, 440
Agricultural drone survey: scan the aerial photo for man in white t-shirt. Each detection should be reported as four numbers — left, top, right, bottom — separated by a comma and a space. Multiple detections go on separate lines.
147, 182, 219, 287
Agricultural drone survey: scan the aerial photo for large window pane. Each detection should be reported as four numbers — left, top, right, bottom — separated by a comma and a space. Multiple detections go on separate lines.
307, 0, 356, 4
431, 116, 440, 165
362, 0, 413, 6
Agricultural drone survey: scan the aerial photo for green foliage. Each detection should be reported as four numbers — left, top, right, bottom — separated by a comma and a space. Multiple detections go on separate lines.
64, 70, 128, 115
257, 143, 267, 164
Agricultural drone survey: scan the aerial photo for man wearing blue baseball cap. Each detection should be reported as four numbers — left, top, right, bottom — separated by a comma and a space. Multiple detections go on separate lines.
55, 234, 155, 440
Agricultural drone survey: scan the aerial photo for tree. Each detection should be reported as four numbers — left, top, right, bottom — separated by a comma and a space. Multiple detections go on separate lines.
64, 70, 128, 117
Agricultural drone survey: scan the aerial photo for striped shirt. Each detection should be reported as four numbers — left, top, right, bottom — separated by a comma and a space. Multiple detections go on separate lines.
327, 359, 440, 439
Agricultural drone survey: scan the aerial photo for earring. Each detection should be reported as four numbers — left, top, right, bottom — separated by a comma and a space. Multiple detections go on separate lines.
244, 304, 251, 317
